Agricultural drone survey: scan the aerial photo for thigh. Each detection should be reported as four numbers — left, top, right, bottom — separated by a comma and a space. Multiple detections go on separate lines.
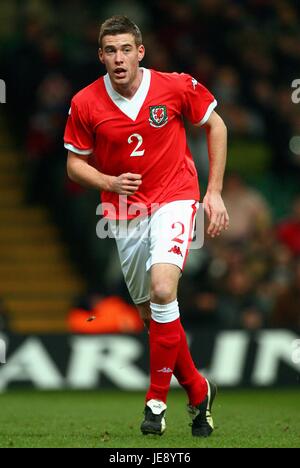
109, 218, 151, 304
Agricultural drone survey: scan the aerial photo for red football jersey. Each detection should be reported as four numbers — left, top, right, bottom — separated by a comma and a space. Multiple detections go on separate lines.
64, 68, 217, 219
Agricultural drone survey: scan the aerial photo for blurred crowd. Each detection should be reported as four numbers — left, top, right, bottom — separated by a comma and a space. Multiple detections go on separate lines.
180, 173, 300, 330
1, 0, 300, 331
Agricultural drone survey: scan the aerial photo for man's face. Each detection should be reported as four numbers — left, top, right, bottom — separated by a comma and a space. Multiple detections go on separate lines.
99, 34, 145, 89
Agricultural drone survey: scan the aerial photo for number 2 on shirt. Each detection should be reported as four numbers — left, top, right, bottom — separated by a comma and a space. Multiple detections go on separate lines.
128, 133, 145, 157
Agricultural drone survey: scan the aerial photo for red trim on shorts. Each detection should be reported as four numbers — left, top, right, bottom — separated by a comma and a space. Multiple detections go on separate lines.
182, 201, 198, 271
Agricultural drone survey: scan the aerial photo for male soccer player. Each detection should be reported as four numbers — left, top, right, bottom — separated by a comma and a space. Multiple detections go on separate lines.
64, 15, 229, 437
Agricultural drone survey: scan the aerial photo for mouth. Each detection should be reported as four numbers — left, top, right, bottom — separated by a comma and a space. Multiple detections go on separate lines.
114, 68, 127, 78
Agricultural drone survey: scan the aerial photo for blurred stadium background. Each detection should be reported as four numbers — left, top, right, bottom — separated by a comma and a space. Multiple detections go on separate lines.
0, 0, 299, 447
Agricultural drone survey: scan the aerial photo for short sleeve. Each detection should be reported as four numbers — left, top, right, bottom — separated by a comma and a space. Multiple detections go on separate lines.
64, 99, 94, 156
181, 74, 217, 126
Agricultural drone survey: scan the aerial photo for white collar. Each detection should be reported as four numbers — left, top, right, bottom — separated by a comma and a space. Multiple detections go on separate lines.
104, 67, 151, 121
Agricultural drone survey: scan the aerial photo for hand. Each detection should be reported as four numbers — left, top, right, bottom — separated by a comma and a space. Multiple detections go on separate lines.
108, 173, 142, 195
203, 191, 229, 238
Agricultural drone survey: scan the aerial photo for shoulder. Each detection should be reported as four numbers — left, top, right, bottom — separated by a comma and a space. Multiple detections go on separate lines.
150, 70, 204, 100
150, 69, 193, 91
71, 77, 103, 109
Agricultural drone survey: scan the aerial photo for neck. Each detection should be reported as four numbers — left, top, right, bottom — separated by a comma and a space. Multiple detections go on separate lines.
112, 68, 143, 99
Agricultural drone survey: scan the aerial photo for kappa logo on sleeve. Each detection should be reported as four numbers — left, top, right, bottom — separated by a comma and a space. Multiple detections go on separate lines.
149, 105, 168, 127
191, 78, 198, 90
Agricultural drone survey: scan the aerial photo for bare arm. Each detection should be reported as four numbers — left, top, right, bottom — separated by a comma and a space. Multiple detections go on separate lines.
200, 111, 229, 237
66, 151, 142, 195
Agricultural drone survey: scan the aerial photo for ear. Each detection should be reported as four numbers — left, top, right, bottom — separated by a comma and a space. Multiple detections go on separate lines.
138, 44, 145, 62
98, 48, 104, 64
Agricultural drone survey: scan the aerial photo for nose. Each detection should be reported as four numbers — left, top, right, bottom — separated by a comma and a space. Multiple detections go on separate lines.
115, 50, 124, 64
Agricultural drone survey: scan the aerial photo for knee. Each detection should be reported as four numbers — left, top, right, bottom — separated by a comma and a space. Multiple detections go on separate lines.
150, 282, 175, 304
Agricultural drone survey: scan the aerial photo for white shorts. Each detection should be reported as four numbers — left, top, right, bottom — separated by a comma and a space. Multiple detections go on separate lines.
109, 200, 199, 304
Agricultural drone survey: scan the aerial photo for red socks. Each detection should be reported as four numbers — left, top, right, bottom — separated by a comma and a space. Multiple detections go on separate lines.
173, 323, 208, 406
146, 318, 207, 406
145, 297, 208, 406
145, 317, 181, 403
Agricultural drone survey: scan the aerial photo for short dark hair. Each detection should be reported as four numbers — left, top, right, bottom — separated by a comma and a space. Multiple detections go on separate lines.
98, 15, 142, 48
